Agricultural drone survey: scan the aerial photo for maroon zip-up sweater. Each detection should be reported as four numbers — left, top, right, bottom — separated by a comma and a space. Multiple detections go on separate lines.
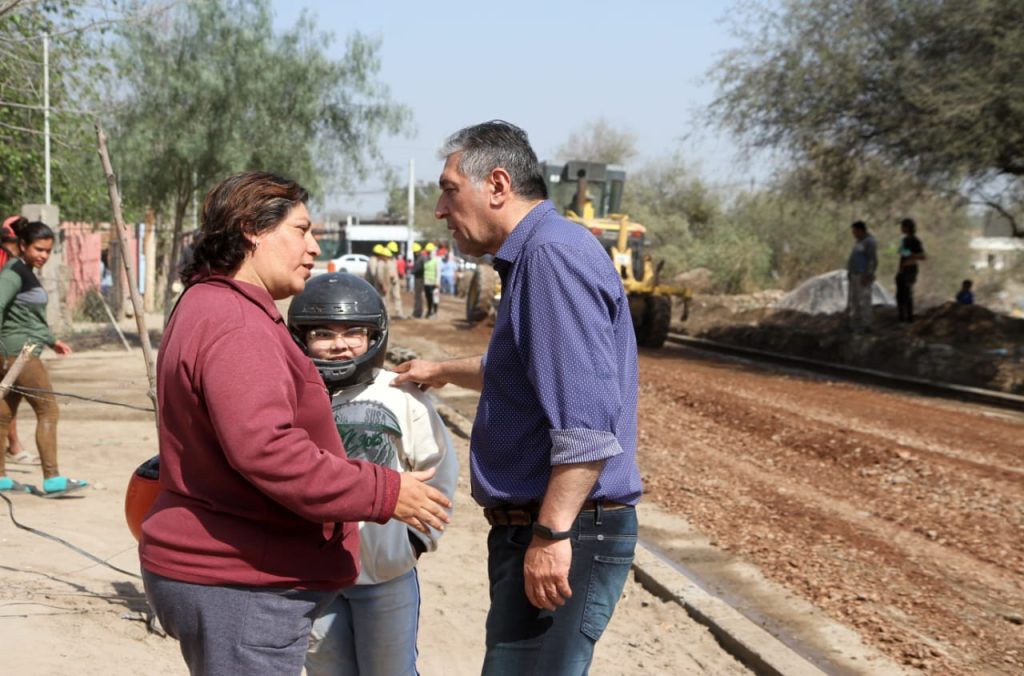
140, 276, 400, 589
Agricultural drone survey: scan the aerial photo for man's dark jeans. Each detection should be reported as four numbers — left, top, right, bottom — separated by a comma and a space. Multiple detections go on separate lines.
481, 505, 637, 676
413, 277, 424, 318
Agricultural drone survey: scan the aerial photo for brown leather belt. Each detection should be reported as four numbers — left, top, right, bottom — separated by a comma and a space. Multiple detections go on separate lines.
482, 500, 629, 527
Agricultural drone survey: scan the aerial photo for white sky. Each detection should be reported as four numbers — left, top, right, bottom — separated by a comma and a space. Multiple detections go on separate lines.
270, 0, 772, 217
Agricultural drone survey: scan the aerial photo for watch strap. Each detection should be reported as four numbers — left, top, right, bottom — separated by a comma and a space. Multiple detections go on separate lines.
532, 521, 573, 540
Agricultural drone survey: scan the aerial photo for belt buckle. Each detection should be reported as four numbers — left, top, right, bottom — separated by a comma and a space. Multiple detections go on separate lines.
484, 505, 535, 527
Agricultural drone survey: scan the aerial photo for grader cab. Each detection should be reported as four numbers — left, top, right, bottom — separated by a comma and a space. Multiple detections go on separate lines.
465, 160, 690, 348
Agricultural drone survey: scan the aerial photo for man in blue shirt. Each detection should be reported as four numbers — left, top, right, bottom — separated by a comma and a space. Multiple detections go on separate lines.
847, 220, 878, 333
393, 120, 641, 675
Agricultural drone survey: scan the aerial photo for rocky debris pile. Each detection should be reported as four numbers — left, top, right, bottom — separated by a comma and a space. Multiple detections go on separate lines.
673, 267, 714, 294
676, 290, 785, 337
699, 301, 1024, 394
905, 301, 1024, 350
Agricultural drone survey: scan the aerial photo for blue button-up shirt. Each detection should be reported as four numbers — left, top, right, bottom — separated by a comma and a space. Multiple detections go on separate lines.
470, 201, 642, 508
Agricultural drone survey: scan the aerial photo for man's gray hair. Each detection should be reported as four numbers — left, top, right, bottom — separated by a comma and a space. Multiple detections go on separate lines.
438, 120, 548, 200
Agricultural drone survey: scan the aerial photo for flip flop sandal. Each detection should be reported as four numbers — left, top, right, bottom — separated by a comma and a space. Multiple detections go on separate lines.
36, 477, 89, 499
0, 477, 30, 492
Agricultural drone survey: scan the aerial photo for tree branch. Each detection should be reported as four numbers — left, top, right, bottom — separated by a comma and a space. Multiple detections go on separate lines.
969, 199, 1023, 238
0, 0, 29, 21
95, 122, 159, 423
0, 98, 95, 115
0, 119, 45, 135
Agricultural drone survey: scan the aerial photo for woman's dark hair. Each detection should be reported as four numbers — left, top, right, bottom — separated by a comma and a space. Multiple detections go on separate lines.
181, 171, 310, 283
13, 220, 55, 246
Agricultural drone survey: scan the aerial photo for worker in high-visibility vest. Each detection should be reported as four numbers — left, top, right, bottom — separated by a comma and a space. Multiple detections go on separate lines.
422, 243, 439, 318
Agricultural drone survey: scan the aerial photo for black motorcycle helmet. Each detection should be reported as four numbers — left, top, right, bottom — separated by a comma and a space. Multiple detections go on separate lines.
288, 272, 389, 392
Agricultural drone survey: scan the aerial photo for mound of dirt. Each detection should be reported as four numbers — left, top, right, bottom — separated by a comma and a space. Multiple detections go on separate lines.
905, 302, 1024, 348
674, 291, 785, 337
699, 301, 1024, 394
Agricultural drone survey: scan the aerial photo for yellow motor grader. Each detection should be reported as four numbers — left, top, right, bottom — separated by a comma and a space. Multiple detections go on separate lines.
465, 160, 690, 348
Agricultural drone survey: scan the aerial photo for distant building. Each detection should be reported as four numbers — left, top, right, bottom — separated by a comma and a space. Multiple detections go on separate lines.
970, 236, 1024, 271
314, 217, 424, 260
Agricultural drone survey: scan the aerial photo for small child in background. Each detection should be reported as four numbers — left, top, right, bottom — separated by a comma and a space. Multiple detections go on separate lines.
956, 279, 974, 305
289, 272, 458, 676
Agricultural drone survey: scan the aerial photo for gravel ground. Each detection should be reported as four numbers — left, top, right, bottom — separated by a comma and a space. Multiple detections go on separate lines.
392, 291, 1024, 675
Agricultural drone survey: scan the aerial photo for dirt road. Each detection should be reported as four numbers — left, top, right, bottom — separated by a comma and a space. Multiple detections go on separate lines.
0, 332, 749, 674
3, 290, 1020, 675
392, 293, 1024, 675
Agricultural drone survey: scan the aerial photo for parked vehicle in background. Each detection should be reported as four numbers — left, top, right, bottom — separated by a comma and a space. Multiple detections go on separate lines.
310, 232, 370, 276
326, 253, 370, 276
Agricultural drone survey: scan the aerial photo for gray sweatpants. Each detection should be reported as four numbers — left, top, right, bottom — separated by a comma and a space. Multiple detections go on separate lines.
847, 272, 873, 331
143, 569, 337, 676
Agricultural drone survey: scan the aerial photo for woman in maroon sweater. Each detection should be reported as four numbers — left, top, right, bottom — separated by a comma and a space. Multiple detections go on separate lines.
140, 171, 450, 676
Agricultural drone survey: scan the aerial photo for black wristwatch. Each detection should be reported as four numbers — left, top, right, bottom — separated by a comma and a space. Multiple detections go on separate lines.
532, 522, 573, 540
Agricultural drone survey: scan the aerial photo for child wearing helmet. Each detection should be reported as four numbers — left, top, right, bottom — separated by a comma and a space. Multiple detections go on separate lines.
289, 272, 458, 676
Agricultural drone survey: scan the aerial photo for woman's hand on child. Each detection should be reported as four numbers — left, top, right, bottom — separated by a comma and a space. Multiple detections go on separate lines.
393, 467, 452, 533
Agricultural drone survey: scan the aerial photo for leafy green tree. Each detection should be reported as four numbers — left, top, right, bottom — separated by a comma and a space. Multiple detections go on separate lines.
620, 155, 721, 277
618, 150, 971, 294
709, 0, 1024, 236
687, 220, 773, 294
0, 0, 115, 219
105, 0, 409, 309
723, 160, 972, 295
555, 117, 638, 165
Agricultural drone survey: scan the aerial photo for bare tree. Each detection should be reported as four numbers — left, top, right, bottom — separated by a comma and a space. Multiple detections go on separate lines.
556, 118, 638, 165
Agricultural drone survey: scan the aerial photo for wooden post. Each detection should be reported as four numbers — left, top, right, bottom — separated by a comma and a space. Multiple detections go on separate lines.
95, 123, 158, 427
109, 225, 125, 320
98, 291, 132, 352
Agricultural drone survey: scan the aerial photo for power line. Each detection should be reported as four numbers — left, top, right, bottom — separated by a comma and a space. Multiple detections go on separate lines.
10, 385, 154, 413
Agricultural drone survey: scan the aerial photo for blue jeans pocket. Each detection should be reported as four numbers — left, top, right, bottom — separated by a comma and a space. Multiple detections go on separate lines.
580, 554, 634, 641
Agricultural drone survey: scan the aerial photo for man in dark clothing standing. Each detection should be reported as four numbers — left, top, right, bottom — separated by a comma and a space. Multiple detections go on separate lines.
411, 245, 426, 318
896, 218, 926, 322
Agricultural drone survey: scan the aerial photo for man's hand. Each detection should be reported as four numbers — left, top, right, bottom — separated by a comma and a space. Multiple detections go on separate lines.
391, 356, 484, 392
524, 536, 573, 610
53, 340, 72, 356
392, 359, 446, 391
393, 467, 452, 533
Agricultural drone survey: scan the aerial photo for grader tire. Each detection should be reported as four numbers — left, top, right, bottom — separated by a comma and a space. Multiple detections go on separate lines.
466, 264, 498, 323
637, 295, 671, 348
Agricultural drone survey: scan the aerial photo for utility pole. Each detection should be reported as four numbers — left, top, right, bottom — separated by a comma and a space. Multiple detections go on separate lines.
406, 159, 415, 258
43, 32, 51, 205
